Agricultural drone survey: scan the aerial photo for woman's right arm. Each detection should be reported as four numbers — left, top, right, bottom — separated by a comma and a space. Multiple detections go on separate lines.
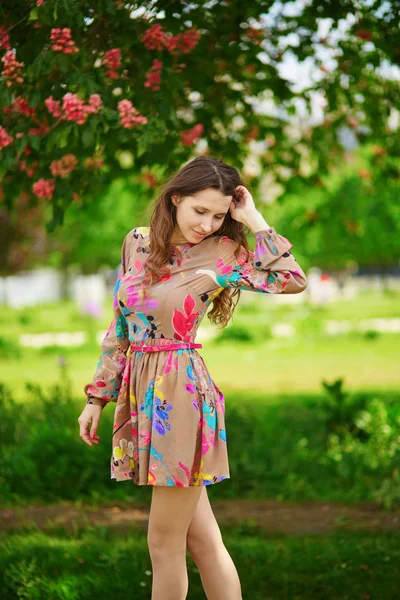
82, 229, 134, 407
78, 229, 135, 445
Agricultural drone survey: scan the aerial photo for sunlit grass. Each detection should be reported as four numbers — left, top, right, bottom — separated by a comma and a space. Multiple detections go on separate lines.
1, 289, 399, 402
1, 332, 397, 403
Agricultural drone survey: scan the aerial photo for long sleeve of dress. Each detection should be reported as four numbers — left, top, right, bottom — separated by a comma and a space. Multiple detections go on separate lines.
83, 231, 132, 408
215, 226, 307, 294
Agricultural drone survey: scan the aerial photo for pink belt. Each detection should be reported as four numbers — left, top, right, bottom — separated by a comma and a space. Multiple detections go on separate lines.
130, 340, 202, 353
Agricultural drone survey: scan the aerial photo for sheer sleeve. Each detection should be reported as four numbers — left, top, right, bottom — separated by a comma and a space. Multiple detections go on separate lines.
215, 226, 307, 294
83, 230, 133, 408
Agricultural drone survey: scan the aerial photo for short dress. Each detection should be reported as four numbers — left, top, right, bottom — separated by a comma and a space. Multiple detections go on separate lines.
83, 225, 307, 486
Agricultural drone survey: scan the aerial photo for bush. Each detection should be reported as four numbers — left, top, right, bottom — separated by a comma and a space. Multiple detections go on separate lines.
214, 323, 255, 343
1, 376, 400, 508
0, 337, 22, 360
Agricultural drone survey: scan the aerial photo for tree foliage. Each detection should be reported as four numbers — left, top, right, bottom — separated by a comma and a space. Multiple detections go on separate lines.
0, 0, 399, 238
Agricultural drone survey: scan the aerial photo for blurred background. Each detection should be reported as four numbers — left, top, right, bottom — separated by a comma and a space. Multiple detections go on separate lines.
0, 1, 399, 598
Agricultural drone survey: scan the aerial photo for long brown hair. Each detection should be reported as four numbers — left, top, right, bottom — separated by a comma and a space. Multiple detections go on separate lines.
143, 156, 252, 329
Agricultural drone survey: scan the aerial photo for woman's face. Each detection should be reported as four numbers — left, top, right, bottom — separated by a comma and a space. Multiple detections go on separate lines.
171, 187, 233, 244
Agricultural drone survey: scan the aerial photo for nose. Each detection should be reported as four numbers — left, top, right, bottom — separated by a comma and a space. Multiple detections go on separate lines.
199, 220, 213, 233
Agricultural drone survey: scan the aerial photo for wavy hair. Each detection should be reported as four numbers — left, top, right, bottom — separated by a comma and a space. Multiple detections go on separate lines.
142, 156, 252, 328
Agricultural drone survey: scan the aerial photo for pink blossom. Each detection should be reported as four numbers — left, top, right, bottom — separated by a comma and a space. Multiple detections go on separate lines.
102, 48, 121, 79
62, 93, 87, 124
85, 93, 103, 113
175, 28, 201, 54
162, 35, 179, 54
84, 150, 104, 170
6, 96, 36, 117
144, 59, 163, 91
164, 29, 201, 55
142, 24, 201, 55
45, 96, 63, 118
117, 99, 148, 129
19, 159, 39, 178
45, 92, 102, 125
141, 172, 158, 187
28, 118, 50, 136
0, 26, 10, 50
37, 0, 45, 6
1, 49, 24, 87
50, 154, 78, 177
142, 24, 166, 50
0, 126, 13, 150
180, 123, 204, 146
32, 178, 55, 199
89, 93, 102, 108
50, 28, 79, 54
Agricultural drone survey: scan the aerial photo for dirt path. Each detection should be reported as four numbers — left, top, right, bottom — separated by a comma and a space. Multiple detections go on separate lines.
1, 499, 400, 536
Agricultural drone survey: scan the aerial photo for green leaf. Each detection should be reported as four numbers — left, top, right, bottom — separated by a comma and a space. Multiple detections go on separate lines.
82, 128, 95, 148
57, 126, 72, 149
46, 135, 55, 152
30, 89, 42, 109
2, 152, 16, 170
0, 86, 11, 106
47, 201, 64, 232
137, 135, 148, 158
16, 137, 29, 153
28, 135, 41, 151
57, 54, 70, 73
29, 7, 38, 21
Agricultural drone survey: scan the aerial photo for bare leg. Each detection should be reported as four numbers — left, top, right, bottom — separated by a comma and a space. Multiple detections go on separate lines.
147, 485, 203, 600
186, 487, 242, 600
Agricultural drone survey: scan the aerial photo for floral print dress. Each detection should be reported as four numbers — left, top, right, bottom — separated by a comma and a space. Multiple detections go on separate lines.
84, 225, 307, 486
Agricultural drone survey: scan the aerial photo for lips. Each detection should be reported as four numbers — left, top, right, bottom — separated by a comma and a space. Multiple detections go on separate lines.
193, 229, 206, 237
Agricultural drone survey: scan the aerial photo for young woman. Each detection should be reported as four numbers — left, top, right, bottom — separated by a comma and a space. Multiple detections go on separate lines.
78, 155, 307, 600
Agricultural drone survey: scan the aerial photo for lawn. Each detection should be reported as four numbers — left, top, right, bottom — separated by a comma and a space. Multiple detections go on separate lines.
1, 288, 399, 402
1, 289, 399, 599
1, 524, 399, 599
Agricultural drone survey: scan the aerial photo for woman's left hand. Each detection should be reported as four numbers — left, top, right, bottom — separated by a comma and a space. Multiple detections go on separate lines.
229, 185, 258, 224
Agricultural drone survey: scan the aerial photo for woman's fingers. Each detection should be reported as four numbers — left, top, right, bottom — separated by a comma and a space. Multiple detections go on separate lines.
90, 431, 100, 443
80, 423, 94, 446
80, 423, 95, 446
78, 408, 102, 446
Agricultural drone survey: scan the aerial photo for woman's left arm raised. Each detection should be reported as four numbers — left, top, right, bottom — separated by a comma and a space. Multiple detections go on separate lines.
214, 185, 308, 295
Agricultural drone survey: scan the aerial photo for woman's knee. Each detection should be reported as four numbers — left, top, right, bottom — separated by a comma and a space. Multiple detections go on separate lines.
186, 489, 224, 561
148, 531, 187, 562
186, 533, 224, 564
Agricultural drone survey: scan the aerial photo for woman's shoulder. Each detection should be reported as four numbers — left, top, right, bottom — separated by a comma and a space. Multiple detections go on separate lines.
123, 226, 150, 245
125, 225, 150, 239
121, 226, 150, 267
133, 226, 150, 237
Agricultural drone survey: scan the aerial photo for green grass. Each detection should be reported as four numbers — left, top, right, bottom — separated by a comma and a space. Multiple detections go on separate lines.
1, 289, 399, 599
1, 289, 399, 402
2, 289, 398, 337
1, 331, 398, 403
1, 525, 399, 599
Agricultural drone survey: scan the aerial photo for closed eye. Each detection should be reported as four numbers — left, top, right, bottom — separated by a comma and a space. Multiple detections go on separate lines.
195, 209, 225, 220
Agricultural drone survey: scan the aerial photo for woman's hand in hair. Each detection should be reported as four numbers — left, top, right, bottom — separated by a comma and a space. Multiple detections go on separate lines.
230, 185, 257, 224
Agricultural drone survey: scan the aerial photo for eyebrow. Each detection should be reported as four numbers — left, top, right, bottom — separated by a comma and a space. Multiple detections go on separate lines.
194, 205, 227, 217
